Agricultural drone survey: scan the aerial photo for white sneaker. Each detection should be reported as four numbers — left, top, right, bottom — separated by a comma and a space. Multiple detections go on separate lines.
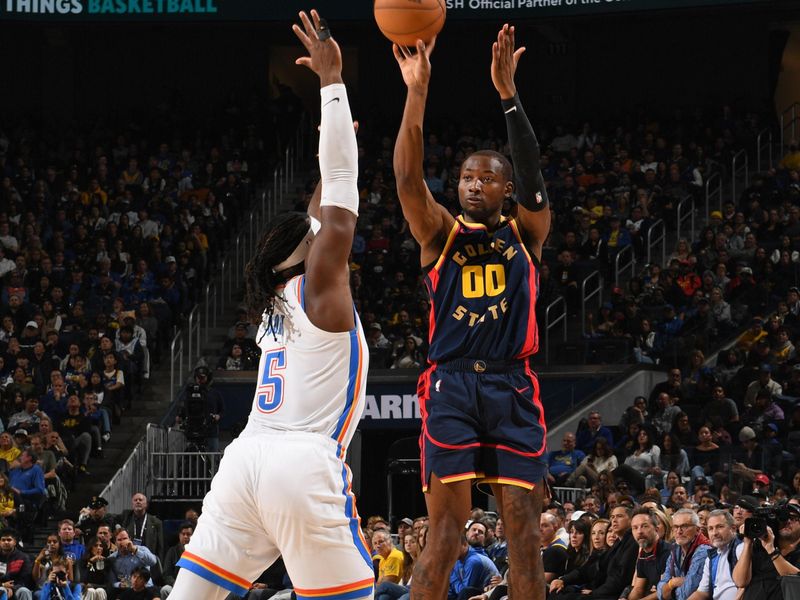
102, 433, 111, 443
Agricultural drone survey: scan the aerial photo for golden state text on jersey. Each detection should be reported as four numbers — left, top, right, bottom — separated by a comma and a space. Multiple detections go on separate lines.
425, 216, 539, 362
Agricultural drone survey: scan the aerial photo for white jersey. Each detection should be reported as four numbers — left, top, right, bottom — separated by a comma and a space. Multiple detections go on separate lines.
242, 274, 368, 452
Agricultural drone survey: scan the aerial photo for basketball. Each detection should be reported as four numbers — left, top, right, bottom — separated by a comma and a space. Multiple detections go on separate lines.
374, 0, 446, 47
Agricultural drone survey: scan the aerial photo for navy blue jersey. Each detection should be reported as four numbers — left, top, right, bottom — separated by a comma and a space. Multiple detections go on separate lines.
425, 216, 539, 363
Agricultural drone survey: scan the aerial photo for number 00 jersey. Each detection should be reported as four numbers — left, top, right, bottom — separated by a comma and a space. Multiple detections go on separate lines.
242, 275, 369, 451
425, 216, 539, 363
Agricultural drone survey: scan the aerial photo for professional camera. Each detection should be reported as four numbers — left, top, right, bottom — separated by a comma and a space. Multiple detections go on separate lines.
184, 384, 210, 442
743, 505, 790, 539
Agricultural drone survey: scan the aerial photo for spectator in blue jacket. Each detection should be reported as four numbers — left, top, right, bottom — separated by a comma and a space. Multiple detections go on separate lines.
8, 450, 46, 510
548, 433, 586, 486
656, 509, 711, 600
448, 535, 497, 600
107, 530, 158, 591
38, 559, 80, 600
576, 412, 614, 455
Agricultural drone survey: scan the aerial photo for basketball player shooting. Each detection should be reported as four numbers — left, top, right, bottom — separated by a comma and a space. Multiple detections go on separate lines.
392, 25, 550, 600
168, 10, 374, 600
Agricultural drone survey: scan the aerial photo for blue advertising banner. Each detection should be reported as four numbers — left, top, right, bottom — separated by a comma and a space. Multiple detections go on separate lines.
211, 370, 617, 431
0, 0, 773, 21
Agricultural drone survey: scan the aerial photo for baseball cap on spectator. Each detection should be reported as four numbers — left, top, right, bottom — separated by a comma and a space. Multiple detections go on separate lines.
692, 476, 709, 489
790, 286, 800, 294
738, 426, 757, 442
165, 256, 176, 263
570, 510, 587, 521
24, 321, 38, 329
89, 496, 109, 509
13, 429, 28, 438
766, 423, 779, 433
740, 266, 753, 275
793, 364, 800, 372
370, 323, 382, 331
736, 496, 758, 512
399, 517, 414, 527
754, 474, 770, 486
235, 322, 249, 330
758, 363, 772, 373
710, 210, 723, 220
751, 316, 763, 325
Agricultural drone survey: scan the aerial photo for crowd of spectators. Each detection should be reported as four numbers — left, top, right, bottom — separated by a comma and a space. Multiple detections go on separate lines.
356, 485, 800, 600
236, 103, 795, 370
0, 491, 204, 600
0, 91, 299, 529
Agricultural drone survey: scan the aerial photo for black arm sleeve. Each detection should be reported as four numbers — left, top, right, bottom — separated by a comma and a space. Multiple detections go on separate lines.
501, 93, 549, 211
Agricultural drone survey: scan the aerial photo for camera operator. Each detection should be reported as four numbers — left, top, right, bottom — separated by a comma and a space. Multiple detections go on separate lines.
732, 503, 800, 600
175, 367, 224, 452
40, 559, 79, 600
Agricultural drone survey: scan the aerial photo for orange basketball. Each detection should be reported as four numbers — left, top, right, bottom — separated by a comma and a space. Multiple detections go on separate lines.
374, 0, 446, 47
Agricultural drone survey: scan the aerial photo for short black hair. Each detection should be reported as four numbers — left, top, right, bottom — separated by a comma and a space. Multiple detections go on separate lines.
467, 150, 513, 182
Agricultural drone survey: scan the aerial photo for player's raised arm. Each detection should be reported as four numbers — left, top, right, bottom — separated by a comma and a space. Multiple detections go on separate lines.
292, 10, 357, 332
392, 39, 453, 266
491, 24, 551, 261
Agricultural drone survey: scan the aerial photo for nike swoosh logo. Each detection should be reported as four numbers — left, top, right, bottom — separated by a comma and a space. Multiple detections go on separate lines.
514, 386, 530, 394
324, 97, 340, 107
504, 106, 517, 114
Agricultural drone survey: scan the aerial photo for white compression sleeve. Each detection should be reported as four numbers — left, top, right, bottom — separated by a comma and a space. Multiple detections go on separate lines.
319, 83, 359, 216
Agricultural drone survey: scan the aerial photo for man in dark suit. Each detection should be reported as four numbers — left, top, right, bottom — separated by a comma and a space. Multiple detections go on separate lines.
119, 492, 164, 561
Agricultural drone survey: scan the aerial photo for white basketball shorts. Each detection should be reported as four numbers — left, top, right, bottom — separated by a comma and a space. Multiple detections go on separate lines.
176, 431, 375, 599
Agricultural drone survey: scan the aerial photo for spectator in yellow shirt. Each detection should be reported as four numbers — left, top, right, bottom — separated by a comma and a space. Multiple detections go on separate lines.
0, 473, 15, 522
372, 530, 404, 584
779, 142, 800, 171
736, 316, 767, 353
0, 432, 21, 467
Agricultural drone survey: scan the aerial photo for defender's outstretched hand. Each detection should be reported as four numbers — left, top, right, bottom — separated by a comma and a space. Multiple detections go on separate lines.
491, 24, 525, 100
292, 9, 343, 87
392, 38, 436, 93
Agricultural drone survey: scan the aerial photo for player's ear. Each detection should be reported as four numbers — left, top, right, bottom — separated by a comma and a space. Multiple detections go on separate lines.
504, 180, 514, 198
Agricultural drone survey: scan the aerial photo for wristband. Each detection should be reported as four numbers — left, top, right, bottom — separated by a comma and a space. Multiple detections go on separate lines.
769, 549, 781, 560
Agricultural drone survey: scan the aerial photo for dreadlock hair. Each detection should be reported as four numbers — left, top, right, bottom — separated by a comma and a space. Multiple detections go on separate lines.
245, 212, 311, 333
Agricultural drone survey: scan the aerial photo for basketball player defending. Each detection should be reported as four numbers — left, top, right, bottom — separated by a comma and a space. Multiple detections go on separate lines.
393, 25, 550, 600
169, 10, 374, 600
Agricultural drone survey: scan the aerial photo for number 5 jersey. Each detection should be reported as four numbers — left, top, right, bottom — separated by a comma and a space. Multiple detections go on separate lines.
243, 274, 369, 453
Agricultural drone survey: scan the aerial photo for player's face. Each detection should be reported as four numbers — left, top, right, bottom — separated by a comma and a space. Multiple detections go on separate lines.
458, 155, 511, 224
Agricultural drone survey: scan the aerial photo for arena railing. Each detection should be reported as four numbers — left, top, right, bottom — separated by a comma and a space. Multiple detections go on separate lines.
544, 296, 567, 365
676, 194, 695, 244
705, 172, 722, 218
169, 331, 184, 406
100, 424, 189, 513
552, 487, 589, 504
167, 115, 310, 407
781, 101, 799, 153
731, 149, 749, 204
756, 127, 773, 172
149, 451, 223, 502
646, 219, 666, 267
580, 270, 603, 337
613, 244, 635, 289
